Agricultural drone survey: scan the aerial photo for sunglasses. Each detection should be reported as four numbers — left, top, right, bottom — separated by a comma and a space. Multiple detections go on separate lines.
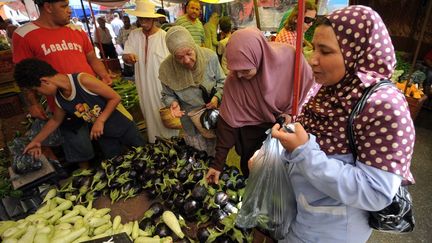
304, 17, 316, 24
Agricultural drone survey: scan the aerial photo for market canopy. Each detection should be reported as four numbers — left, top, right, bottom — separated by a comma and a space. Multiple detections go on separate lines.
85, 0, 129, 8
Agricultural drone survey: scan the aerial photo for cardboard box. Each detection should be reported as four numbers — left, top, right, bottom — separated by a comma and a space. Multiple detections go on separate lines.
406, 95, 427, 121
0, 81, 20, 95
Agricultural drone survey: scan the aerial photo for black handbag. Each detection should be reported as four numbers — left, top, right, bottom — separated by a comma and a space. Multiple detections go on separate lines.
347, 80, 415, 233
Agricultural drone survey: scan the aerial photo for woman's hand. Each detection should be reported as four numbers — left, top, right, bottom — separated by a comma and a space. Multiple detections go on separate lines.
90, 120, 105, 140
205, 167, 221, 184
24, 141, 42, 159
271, 123, 309, 152
206, 96, 219, 109
170, 101, 185, 118
248, 149, 261, 171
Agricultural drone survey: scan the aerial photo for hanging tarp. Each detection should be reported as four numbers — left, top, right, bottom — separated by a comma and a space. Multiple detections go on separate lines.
69, 0, 100, 18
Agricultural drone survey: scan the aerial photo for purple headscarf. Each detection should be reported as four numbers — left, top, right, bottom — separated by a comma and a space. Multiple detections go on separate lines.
298, 5, 414, 183
220, 28, 315, 127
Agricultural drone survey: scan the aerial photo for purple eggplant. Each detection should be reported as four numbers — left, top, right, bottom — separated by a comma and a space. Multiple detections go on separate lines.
112, 155, 124, 165
223, 202, 238, 214
215, 235, 234, 243
72, 176, 83, 188
155, 157, 168, 170
235, 175, 246, 189
135, 161, 146, 171
138, 173, 147, 183
192, 170, 204, 182
183, 199, 201, 216
165, 198, 174, 209
109, 181, 121, 189
192, 185, 208, 202
174, 195, 186, 210
229, 166, 240, 177
197, 226, 210, 243
139, 217, 154, 231
225, 180, 236, 191
173, 183, 185, 194
220, 172, 230, 182
129, 170, 138, 179
144, 167, 157, 179
154, 223, 172, 237
161, 190, 172, 201
211, 208, 228, 223
184, 162, 193, 172
178, 169, 189, 182
146, 188, 158, 199
215, 192, 229, 206
143, 202, 164, 219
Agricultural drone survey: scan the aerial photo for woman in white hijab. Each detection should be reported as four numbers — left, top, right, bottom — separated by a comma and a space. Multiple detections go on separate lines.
159, 26, 225, 156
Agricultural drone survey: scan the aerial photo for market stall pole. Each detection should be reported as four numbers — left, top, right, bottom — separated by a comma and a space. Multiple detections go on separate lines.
252, 0, 260, 29
78, 0, 94, 37
292, 0, 304, 116
405, 0, 432, 93
87, 0, 108, 62
86, 0, 123, 73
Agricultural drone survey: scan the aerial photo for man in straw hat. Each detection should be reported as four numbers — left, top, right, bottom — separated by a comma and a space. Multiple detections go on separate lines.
123, 0, 178, 143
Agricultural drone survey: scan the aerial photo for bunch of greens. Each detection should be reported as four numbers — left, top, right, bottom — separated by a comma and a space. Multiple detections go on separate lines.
396, 52, 411, 75
112, 78, 139, 109
0, 150, 22, 199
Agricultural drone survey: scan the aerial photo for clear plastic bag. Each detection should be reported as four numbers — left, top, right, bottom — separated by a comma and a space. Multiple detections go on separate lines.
235, 131, 296, 240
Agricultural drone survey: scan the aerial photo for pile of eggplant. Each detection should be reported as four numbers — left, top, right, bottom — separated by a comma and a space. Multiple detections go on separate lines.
58, 137, 252, 242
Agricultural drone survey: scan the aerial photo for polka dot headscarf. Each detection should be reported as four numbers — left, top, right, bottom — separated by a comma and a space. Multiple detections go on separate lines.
298, 5, 415, 183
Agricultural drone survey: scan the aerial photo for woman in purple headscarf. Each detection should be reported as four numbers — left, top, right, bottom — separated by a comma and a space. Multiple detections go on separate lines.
205, 28, 315, 182
271, 5, 415, 242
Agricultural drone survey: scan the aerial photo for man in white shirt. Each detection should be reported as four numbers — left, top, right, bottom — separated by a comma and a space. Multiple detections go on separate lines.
123, 0, 178, 143
93, 16, 118, 59
110, 13, 124, 37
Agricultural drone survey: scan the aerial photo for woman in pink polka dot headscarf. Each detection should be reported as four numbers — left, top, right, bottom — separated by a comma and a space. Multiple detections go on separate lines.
271, 5, 415, 242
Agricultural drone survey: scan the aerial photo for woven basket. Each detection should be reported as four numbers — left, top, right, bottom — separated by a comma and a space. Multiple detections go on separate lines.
159, 107, 182, 130
188, 107, 216, 139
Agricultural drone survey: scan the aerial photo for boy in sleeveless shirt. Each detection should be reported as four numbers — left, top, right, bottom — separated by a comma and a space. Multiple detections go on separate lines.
14, 58, 145, 159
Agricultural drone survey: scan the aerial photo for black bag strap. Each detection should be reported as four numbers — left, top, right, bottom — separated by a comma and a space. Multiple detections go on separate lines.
347, 80, 394, 161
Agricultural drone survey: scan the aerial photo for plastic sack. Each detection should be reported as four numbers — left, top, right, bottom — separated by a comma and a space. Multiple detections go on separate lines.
8, 137, 43, 174
28, 119, 63, 147
200, 109, 219, 130
236, 131, 296, 240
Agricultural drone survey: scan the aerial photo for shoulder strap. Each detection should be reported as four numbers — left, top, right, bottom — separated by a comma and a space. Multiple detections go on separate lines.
347, 80, 394, 161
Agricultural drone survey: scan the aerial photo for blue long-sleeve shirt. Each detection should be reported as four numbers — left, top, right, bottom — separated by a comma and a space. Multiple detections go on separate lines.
281, 134, 401, 243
